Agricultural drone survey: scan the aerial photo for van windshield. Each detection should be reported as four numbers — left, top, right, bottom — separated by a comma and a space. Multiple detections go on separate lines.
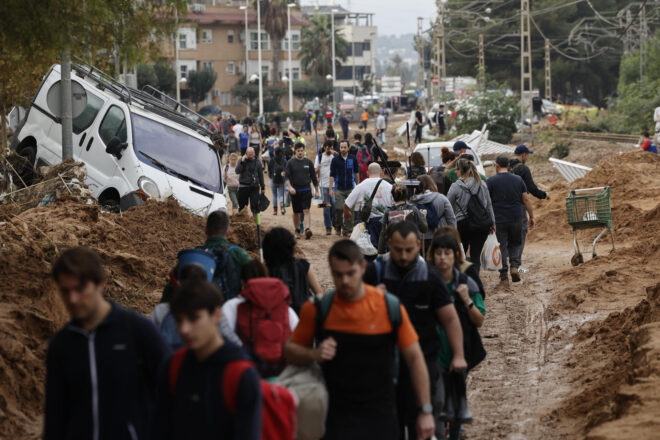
420, 146, 480, 168
131, 114, 221, 192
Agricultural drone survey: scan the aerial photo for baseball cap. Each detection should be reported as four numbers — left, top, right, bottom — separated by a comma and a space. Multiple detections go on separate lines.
495, 154, 510, 168
514, 144, 534, 155
453, 141, 469, 152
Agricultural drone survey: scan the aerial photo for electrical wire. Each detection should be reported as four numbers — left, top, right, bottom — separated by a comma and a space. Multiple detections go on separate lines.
530, 15, 610, 61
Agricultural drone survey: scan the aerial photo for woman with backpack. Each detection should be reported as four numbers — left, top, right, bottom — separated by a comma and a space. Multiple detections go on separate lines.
377, 183, 428, 254
411, 175, 456, 252
262, 227, 323, 313
365, 132, 388, 166
447, 158, 495, 273
427, 231, 486, 440
269, 147, 288, 216
408, 152, 428, 180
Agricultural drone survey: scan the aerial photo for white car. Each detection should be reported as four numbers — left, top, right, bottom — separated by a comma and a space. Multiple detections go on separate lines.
413, 141, 486, 176
11, 63, 226, 215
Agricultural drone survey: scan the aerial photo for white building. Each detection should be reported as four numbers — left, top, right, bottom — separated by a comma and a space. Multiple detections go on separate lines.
301, 5, 377, 98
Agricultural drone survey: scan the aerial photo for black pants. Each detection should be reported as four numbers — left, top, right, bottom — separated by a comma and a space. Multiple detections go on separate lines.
237, 186, 259, 214
495, 220, 523, 274
457, 218, 489, 273
415, 125, 423, 143
397, 356, 439, 440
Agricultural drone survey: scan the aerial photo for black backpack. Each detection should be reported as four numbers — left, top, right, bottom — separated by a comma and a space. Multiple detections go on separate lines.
460, 185, 493, 232
202, 244, 242, 301
272, 157, 286, 184
270, 259, 311, 314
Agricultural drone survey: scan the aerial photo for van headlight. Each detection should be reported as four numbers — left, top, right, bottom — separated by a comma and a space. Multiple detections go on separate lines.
138, 176, 160, 199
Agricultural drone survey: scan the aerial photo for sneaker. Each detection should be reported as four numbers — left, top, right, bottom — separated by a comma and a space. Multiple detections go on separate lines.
295, 230, 301, 239
305, 228, 313, 239
273, 208, 278, 216
335, 227, 342, 236
281, 206, 286, 215
511, 268, 521, 283
518, 267, 530, 274
326, 227, 332, 235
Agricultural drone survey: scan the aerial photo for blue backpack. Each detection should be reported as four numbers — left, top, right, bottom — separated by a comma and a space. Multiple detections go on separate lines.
416, 202, 440, 229
648, 140, 658, 154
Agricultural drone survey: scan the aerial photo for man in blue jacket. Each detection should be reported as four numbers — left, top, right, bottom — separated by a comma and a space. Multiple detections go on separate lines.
44, 247, 170, 440
330, 139, 359, 237
152, 280, 262, 439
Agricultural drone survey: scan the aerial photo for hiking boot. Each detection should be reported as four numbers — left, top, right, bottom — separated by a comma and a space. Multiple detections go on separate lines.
510, 268, 521, 283
326, 227, 332, 236
305, 228, 313, 240
499, 272, 508, 281
335, 226, 342, 236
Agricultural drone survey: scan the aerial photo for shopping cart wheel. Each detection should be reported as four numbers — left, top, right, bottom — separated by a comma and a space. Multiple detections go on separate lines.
571, 252, 584, 266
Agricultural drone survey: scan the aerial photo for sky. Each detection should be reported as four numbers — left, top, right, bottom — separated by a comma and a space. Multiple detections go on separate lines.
301, 0, 436, 36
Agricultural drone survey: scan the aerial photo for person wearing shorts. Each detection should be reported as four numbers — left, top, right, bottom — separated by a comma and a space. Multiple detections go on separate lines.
286, 143, 319, 239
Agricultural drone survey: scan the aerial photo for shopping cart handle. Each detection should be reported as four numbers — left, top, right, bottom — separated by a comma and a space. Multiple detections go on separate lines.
570, 186, 609, 193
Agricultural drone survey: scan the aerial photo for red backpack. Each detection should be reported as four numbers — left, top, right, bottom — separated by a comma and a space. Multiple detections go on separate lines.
168, 348, 297, 440
237, 278, 291, 377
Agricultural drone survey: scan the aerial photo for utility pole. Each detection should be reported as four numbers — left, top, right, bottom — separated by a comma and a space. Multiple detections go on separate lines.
545, 38, 551, 100
438, 1, 446, 98
520, 0, 533, 143
417, 17, 424, 101
624, 9, 633, 55
640, 4, 647, 81
478, 34, 485, 92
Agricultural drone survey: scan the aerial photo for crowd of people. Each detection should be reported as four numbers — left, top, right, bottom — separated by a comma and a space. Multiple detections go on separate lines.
43, 104, 554, 439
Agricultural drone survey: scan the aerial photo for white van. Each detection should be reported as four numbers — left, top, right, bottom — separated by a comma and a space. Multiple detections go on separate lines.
11, 63, 227, 215
413, 142, 487, 176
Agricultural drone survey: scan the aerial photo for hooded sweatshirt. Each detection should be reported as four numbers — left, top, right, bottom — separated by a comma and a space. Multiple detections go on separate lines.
44, 302, 170, 440
411, 190, 457, 239
446, 177, 496, 225
152, 342, 262, 440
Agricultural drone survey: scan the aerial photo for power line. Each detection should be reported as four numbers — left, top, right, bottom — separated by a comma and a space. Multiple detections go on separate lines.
530, 15, 609, 61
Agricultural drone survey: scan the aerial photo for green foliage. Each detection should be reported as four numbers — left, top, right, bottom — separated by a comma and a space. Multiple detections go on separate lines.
292, 77, 333, 104
299, 14, 348, 77
231, 79, 286, 112
137, 63, 158, 90
153, 63, 177, 95
453, 89, 517, 143
548, 143, 570, 159
187, 69, 218, 108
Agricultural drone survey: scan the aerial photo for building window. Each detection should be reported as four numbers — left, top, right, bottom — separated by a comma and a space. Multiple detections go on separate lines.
282, 30, 301, 50
228, 30, 235, 43
282, 67, 301, 80
202, 61, 214, 71
346, 42, 373, 57
337, 65, 371, 80
249, 31, 269, 50
227, 61, 235, 75
261, 65, 269, 83
180, 64, 188, 79
238, 61, 245, 74
220, 92, 231, 106
201, 29, 212, 43
178, 33, 187, 50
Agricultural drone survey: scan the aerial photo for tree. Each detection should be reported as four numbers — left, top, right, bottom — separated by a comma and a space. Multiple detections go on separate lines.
137, 63, 158, 90
258, 0, 288, 86
153, 63, 177, 95
385, 54, 412, 82
187, 69, 218, 109
299, 14, 348, 77
292, 76, 333, 105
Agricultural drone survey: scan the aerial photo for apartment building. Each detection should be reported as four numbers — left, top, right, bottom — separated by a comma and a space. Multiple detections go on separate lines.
165, 1, 308, 116
301, 5, 377, 98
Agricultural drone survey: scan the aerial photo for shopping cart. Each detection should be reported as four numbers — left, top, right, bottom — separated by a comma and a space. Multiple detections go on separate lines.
565, 186, 615, 266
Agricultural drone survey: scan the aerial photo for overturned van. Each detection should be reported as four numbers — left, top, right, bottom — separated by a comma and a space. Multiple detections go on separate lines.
11, 63, 227, 215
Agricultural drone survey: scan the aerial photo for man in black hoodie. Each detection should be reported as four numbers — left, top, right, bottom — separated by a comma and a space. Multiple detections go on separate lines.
509, 144, 549, 270
235, 147, 266, 215
45, 247, 170, 440
152, 280, 262, 440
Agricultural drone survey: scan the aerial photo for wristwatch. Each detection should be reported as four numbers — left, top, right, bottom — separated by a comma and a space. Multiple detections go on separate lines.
419, 403, 433, 415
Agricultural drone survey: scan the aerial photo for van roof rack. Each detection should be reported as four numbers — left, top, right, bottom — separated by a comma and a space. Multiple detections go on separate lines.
71, 57, 218, 139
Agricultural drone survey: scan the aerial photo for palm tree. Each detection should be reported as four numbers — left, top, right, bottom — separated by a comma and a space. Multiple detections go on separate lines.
299, 14, 347, 77
257, 0, 287, 86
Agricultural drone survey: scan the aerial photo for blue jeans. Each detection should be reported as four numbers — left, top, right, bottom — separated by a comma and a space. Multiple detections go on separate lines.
321, 187, 334, 229
271, 179, 285, 209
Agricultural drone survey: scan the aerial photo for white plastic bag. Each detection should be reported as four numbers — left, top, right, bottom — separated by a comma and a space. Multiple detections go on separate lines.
480, 233, 502, 271
350, 223, 378, 256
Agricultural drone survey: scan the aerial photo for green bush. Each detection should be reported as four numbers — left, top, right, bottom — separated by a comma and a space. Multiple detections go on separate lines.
548, 142, 570, 159
453, 89, 518, 144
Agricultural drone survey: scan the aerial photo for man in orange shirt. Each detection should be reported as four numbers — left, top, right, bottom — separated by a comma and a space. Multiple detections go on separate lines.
285, 240, 435, 440
360, 109, 369, 130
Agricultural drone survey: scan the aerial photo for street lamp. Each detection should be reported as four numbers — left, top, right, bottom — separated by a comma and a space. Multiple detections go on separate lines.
287, 3, 296, 112
257, 0, 264, 117
240, 3, 249, 115
330, 9, 338, 122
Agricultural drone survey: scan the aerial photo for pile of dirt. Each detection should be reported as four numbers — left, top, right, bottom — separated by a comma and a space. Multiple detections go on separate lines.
0, 197, 256, 438
529, 151, 660, 244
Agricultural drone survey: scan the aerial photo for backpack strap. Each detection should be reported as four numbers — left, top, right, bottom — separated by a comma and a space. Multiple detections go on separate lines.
374, 256, 384, 286
384, 292, 401, 341
314, 290, 336, 339
168, 348, 188, 394
222, 360, 254, 414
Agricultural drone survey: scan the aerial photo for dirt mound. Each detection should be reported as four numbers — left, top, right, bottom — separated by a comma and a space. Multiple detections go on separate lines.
529, 151, 660, 244
0, 197, 255, 438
